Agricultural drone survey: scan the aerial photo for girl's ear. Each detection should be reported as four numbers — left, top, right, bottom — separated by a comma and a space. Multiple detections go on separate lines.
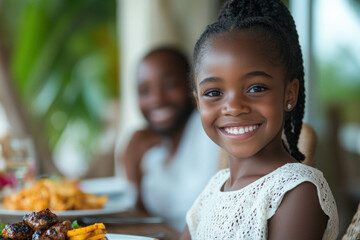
284, 78, 299, 112
193, 91, 200, 111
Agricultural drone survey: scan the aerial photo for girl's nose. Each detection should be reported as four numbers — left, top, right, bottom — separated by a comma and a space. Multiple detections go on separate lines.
221, 93, 250, 116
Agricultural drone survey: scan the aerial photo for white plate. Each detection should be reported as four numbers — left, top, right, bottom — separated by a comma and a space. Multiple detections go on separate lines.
0, 199, 130, 220
0, 178, 137, 221
107, 233, 155, 240
79, 177, 128, 196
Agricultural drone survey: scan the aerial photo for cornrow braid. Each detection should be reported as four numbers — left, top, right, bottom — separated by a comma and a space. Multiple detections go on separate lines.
193, 0, 305, 162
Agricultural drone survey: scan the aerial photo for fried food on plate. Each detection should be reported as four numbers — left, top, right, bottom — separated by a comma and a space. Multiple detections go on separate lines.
2, 179, 107, 211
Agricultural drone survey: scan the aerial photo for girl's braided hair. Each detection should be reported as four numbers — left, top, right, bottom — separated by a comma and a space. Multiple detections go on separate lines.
192, 0, 305, 162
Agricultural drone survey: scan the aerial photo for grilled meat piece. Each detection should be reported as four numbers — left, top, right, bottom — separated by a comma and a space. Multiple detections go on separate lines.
23, 209, 59, 231
31, 231, 45, 240
31, 221, 72, 240
1, 222, 34, 239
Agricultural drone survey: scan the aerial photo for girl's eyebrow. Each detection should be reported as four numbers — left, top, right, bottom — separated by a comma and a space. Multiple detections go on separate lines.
199, 76, 222, 87
199, 71, 272, 87
244, 71, 273, 79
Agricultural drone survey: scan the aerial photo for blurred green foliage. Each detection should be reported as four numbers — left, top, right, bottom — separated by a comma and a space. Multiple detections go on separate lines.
0, 0, 119, 162
318, 60, 360, 123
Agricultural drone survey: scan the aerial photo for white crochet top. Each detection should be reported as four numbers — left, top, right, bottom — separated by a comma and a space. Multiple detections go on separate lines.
186, 163, 338, 240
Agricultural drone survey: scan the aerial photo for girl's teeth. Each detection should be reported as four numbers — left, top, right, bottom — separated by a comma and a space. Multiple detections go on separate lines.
224, 125, 259, 135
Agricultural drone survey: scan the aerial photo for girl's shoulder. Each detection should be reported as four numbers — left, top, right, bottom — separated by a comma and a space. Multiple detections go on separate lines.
267, 163, 339, 239
273, 162, 326, 183
263, 163, 336, 213
239, 163, 329, 197
267, 163, 333, 200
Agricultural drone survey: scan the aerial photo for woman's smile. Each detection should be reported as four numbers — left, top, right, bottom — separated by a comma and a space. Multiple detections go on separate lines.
147, 106, 177, 125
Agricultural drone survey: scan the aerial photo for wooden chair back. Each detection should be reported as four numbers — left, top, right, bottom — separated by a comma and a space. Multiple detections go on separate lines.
342, 203, 360, 240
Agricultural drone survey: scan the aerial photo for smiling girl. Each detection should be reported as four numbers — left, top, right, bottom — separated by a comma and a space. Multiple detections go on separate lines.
180, 0, 338, 239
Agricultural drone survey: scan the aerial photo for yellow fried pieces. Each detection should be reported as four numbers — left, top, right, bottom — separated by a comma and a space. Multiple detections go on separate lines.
67, 223, 107, 240
2, 179, 107, 211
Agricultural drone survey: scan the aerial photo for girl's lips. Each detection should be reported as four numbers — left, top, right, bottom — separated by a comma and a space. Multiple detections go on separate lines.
220, 123, 262, 139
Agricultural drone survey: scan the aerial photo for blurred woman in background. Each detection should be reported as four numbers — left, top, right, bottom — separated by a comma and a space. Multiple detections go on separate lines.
120, 47, 220, 232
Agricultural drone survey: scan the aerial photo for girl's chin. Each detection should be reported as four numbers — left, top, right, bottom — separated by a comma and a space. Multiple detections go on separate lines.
228, 154, 256, 160
223, 148, 258, 160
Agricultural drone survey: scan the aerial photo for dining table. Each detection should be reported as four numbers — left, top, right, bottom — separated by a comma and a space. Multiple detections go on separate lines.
78, 177, 181, 239
79, 209, 181, 240
77, 177, 181, 239
0, 177, 181, 240
0, 209, 180, 240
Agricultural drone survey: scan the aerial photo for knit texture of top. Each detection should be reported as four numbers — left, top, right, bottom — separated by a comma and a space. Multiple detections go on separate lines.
186, 163, 339, 239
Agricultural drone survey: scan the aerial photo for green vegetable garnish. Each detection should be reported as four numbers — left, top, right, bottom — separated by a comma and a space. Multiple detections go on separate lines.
0, 223, 5, 233
71, 220, 80, 229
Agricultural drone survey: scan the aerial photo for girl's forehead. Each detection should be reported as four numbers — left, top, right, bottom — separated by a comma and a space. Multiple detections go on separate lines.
199, 32, 274, 69
195, 31, 287, 84
206, 31, 264, 55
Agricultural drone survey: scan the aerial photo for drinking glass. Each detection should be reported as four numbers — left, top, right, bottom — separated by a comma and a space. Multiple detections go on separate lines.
0, 136, 36, 192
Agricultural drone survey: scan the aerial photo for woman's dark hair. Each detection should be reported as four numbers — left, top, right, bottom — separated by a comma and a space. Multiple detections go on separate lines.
192, 0, 305, 162
143, 46, 191, 77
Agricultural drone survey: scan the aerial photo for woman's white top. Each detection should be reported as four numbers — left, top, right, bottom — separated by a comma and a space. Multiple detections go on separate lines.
186, 163, 339, 240
141, 110, 220, 232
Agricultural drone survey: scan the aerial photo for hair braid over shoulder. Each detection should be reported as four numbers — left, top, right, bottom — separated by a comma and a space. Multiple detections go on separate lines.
193, 0, 306, 161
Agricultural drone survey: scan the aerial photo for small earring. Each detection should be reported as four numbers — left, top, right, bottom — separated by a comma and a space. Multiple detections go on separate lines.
287, 103, 292, 110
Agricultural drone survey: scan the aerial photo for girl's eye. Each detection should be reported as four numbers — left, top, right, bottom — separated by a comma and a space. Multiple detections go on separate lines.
248, 85, 267, 93
204, 89, 222, 97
